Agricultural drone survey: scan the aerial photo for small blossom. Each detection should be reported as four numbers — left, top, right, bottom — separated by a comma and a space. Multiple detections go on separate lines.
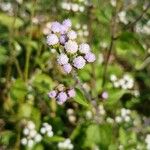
79, 43, 90, 54
62, 19, 72, 28
68, 89, 76, 98
59, 35, 68, 45
47, 34, 59, 45
51, 22, 61, 33
73, 56, 86, 69
57, 53, 69, 65
56, 92, 68, 105
63, 63, 72, 74
101, 91, 108, 99
84, 52, 96, 62
67, 30, 77, 40
65, 40, 78, 54
48, 90, 57, 98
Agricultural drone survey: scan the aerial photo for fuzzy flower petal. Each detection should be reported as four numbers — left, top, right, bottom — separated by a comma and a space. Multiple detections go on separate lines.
68, 89, 76, 98
67, 30, 77, 40
56, 92, 68, 105
63, 63, 72, 74
65, 40, 78, 54
84, 52, 96, 62
73, 56, 86, 69
48, 90, 57, 98
79, 43, 90, 54
51, 22, 61, 33
57, 53, 69, 65
47, 34, 59, 46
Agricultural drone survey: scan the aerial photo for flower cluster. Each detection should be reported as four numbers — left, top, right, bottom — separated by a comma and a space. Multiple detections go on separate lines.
110, 74, 134, 90
61, 2, 85, 12
67, 108, 76, 124
115, 108, 131, 123
21, 121, 42, 148
40, 122, 53, 137
58, 138, 74, 150
46, 19, 96, 74
75, 24, 89, 42
48, 85, 76, 105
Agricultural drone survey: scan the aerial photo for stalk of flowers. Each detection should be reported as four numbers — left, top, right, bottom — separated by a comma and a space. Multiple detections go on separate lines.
48, 84, 76, 105
46, 19, 96, 74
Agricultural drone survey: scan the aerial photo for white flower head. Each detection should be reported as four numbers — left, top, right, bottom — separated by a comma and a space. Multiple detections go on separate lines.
65, 40, 78, 54
79, 43, 90, 54
47, 34, 59, 46
73, 56, 86, 69
57, 53, 69, 65
67, 30, 77, 40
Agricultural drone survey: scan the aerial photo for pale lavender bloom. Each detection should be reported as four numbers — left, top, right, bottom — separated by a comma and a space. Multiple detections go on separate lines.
63, 63, 72, 74
79, 43, 90, 54
51, 22, 61, 33
73, 56, 86, 69
60, 25, 69, 34
101, 91, 108, 99
67, 30, 77, 40
47, 34, 59, 46
56, 92, 68, 105
48, 90, 57, 98
68, 89, 76, 98
57, 53, 69, 65
65, 40, 78, 54
59, 35, 68, 45
62, 19, 72, 28
84, 52, 96, 62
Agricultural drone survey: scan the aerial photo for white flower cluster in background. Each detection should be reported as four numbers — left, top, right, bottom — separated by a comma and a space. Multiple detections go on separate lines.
67, 108, 76, 124
118, 11, 128, 25
0, 2, 13, 14
110, 74, 134, 90
145, 134, 150, 150
135, 21, 150, 35
46, 19, 96, 74
98, 104, 106, 116
40, 122, 53, 137
21, 121, 42, 148
58, 138, 74, 150
61, 2, 85, 12
115, 108, 131, 123
75, 24, 89, 42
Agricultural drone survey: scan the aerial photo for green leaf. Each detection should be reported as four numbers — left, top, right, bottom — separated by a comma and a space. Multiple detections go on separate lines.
74, 88, 90, 107
10, 79, 27, 101
0, 46, 8, 64
0, 13, 23, 28
106, 89, 126, 105
32, 73, 53, 93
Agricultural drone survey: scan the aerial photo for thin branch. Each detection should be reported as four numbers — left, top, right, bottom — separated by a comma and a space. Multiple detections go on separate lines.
125, 2, 150, 29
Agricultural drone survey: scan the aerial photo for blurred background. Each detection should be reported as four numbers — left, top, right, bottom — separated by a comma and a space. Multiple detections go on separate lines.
0, 0, 150, 150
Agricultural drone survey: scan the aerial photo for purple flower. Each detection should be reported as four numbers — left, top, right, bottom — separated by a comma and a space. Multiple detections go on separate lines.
51, 22, 61, 33
65, 40, 78, 54
60, 25, 69, 34
63, 63, 72, 74
62, 19, 72, 28
79, 43, 90, 54
59, 35, 68, 45
48, 90, 57, 98
68, 89, 76, 98
73, 56, 86, 69
84, 52, 96, 62
56, 92, 68, 105
57, 53, 69, 65
101, 91, 108, 99
47, 34, 59, 46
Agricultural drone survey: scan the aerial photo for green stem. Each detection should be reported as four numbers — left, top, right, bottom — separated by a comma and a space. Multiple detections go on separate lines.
24, 0, 37, 81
